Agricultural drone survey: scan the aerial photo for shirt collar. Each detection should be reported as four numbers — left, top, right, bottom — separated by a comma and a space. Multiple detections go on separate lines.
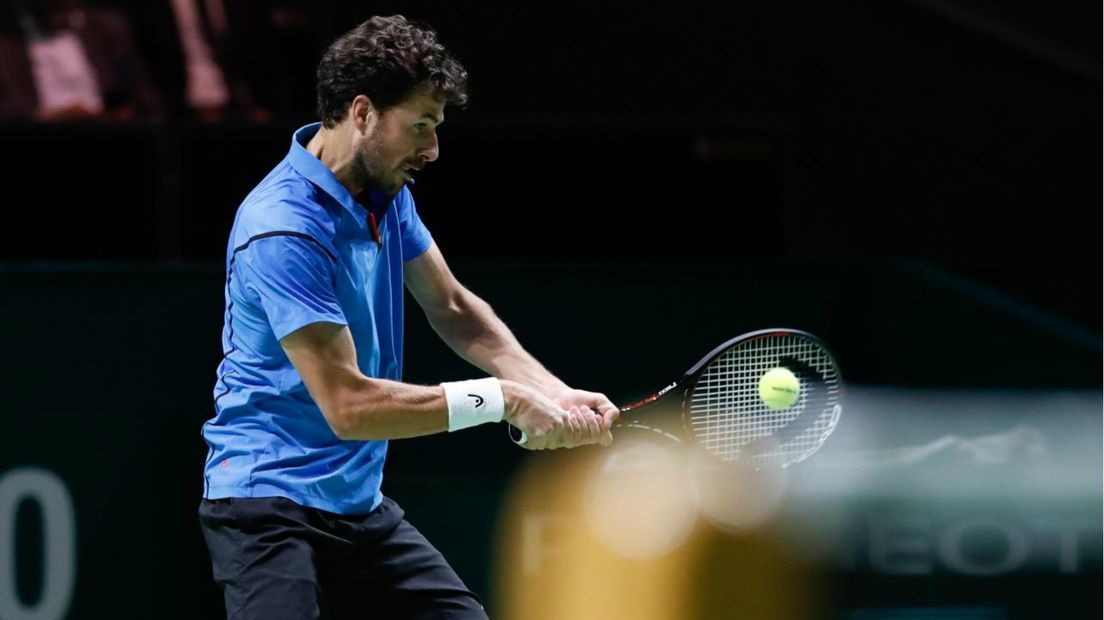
287, 123, 395, 221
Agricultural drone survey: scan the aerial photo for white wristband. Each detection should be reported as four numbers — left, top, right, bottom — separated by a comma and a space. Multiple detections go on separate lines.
442, 378, 506, 432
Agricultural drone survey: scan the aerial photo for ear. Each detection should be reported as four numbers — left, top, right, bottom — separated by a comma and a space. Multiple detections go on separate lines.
349, 95, 377, 133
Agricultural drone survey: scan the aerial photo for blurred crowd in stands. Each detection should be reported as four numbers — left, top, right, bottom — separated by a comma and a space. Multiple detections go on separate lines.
0, 0, 326, 124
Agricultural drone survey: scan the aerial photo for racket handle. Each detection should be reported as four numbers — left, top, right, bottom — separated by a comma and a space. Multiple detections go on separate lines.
508, 425, 527, 446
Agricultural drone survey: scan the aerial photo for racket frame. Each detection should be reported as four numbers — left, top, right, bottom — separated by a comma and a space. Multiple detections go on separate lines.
614, 328, 842, 464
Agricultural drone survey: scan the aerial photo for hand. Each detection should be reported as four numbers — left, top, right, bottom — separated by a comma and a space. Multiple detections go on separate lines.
501, 380, 567, 450
502, 381, 607, 450
550, 387, 619, 446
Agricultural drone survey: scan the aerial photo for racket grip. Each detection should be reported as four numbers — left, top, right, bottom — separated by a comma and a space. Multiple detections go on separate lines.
508, 424, 528, 446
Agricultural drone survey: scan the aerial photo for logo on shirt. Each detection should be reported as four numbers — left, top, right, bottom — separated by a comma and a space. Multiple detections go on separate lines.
468, 394, 485, 408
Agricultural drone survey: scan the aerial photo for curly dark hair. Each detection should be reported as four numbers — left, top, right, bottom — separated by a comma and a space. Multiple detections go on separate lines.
316, 15, 469, 127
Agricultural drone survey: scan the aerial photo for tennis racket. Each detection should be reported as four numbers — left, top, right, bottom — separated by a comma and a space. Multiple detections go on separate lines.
513, 328, 843, 467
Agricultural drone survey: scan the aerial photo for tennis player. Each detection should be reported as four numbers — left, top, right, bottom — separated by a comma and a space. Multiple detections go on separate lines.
198, 15, 617, 619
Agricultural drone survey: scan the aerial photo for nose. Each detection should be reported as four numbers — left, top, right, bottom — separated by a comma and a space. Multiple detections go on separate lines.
419, 130, 439, 163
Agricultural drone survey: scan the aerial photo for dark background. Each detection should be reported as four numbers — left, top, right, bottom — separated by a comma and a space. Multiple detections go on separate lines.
1, 1, 1099, 618
2, 1, 1099, 327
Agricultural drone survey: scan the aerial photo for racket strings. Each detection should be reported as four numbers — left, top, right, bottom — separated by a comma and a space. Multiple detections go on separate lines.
687, 333, 841, 466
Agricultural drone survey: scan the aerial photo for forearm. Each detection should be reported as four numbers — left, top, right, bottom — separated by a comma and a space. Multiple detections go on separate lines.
424, 288, 568, 397
283, 321, 515, 441
326, 376, 448, 441
330, 374, 542, 443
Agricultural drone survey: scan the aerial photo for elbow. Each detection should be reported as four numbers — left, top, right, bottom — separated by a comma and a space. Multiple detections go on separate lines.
333, 415, 360, 441
317, 384, 362, 440
430, 296, 466, 326
323, 404, 359, 440
320, 377, 385, 441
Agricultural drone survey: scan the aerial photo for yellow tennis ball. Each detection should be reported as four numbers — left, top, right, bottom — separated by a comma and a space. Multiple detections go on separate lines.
758, 367, 800, 410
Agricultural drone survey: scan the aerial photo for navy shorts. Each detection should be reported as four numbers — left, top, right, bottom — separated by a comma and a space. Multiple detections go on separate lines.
198, 496, 488, 619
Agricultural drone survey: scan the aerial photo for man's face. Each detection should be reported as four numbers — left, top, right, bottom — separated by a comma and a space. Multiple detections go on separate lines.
355, 88, 444, 196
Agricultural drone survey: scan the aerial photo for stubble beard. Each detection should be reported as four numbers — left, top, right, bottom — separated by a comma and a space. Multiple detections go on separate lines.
355, 140, 402, 197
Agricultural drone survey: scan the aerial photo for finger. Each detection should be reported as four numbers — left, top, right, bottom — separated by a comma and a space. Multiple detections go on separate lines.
560, 418, 577, 450
539, 426, 562, 451
595, 404, 619, 429
580, 406, 599, 430
556, 389, 606, 410
577, 392, 608, 410
533, 414, 566, 450
582, 411, 603, 443
589, 392, 615, 410
600, 428, 614, 446
573, 392, 614, 417
563, 407, 577, 445
542, 412, 567, 450
582, 405, 615, 444
574, 405, 591, 443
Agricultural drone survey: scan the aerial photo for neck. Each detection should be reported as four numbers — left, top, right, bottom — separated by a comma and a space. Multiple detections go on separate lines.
305, 124, 365, 196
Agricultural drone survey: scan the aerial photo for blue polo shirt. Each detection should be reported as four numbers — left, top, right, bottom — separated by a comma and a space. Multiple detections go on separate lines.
202, 123, 433, 515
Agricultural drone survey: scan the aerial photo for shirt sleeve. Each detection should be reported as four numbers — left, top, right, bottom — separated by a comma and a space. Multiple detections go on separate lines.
398, 190, 434, 261
236, 233, 347, 340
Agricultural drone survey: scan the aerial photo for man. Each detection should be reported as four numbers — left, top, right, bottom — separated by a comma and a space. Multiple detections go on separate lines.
198, 15, 618, 619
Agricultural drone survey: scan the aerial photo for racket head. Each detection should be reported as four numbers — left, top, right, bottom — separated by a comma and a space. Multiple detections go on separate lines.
681, 328, 843, 468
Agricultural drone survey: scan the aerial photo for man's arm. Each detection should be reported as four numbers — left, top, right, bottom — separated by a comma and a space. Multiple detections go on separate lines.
281, 321, 446, 440
403, 242, 618, 433
281, 321, 584, 446
403, 243, 565, 393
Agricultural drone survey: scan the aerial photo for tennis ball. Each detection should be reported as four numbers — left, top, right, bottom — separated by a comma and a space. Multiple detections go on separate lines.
758, 367, 800, 410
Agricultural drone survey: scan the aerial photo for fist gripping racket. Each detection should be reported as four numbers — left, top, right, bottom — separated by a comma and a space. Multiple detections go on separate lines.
514, 329, 843, 467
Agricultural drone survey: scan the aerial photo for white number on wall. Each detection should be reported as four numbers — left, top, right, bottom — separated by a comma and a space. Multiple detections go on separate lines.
0, 468, 75, 620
